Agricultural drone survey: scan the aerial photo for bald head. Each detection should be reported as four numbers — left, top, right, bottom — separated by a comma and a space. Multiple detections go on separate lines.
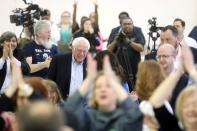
157, 44, 176, 75
158, 44, 176, 56
17, 101, 64, 131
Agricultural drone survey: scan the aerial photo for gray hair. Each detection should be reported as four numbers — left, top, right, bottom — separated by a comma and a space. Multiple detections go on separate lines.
34, 20, 51, 35
72, 37, 90, 50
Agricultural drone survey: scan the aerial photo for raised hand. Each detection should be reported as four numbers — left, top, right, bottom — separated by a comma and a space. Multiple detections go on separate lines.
103, 55, 117, 81
44, 57, 52, 68
10, 59, 33, 98
181, 43, 195, 74
79, 53, 97, 96
4, 59, 23, 98
73, 0, 78, 5
2, 43, 9, 60
88, 26, 94, 34
92, 0, 98, 6
8, 43, 14, 60
10, 58, 24, 86
103, 55, 128, 101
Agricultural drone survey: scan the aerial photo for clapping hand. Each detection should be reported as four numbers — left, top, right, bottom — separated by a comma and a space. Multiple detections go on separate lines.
8, 44, 14, 59
2, 42, 14, 60
181, 43, 195, 73
44, 57, 52, 68
5, 59, 33, 98
88, 26, 94, 34
103, 55, 128, 101
2, 42, 9, 60
79, 53, 97, 96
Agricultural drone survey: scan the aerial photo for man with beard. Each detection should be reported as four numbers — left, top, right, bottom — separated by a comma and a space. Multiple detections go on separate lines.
107, 17, 145, 91
23, 20, 58, 78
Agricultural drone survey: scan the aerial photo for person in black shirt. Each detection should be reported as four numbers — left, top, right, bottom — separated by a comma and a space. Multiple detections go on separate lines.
107, 17, 145, 91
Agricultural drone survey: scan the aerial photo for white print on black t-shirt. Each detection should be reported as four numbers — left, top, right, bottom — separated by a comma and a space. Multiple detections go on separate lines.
43, 53, 49, 60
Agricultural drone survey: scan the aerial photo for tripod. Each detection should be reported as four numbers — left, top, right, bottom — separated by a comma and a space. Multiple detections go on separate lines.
147, 31, 160, 53
116, 43, 135, 91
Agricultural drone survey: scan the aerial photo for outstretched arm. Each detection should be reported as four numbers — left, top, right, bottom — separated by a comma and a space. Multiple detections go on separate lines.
72, 0, 78, 33
181, 43, 197, 81
93, 0, 98, 27
149, 44, 194, 108
149, 67, 183, 108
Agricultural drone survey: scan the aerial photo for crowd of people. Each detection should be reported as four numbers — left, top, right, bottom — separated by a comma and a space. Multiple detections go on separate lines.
1, 0, 197, 131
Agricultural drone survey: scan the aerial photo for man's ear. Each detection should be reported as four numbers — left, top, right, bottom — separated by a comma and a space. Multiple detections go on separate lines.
36, 32, 41, 38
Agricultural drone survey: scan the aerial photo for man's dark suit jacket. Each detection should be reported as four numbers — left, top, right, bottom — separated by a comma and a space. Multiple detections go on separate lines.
189, 26, 197, 42
47, 53, 87, 100
0, 47, 30, 89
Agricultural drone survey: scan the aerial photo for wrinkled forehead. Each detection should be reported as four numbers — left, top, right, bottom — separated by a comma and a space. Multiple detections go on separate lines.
157, 44, 175, 54
74, 42, 88, 50
40, 26, 51, 32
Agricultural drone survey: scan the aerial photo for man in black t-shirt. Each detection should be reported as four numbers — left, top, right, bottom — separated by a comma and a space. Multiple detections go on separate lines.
23, 20, 58, 78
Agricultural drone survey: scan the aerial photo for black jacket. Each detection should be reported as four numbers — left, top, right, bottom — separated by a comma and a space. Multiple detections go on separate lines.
47, 53, 87, 99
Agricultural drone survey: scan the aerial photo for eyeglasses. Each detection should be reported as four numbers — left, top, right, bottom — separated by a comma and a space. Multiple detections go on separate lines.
156, 54, 172, 60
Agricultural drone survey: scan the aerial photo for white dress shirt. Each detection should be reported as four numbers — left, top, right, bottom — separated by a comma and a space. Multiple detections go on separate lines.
69, 56, 84, 96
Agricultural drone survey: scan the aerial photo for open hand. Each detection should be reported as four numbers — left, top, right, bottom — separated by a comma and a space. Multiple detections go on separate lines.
2, 43, 9, 60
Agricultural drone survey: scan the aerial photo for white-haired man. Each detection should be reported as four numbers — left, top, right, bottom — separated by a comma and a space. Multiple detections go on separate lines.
23, 20, 58, 78
47, 37, 90, 99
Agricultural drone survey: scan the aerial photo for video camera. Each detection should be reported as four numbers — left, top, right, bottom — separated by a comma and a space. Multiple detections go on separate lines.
148, 17, 162, 32
147, 17, 163, 52
117, 31, 126, 41
10, 0, 47, 27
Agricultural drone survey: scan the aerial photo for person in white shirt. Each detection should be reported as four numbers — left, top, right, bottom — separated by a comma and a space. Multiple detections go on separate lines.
0, 31, 30, 93
173, 18, 197, 49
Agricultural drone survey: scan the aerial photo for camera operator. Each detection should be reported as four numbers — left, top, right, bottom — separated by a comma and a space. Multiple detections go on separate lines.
107, 17, 145, 91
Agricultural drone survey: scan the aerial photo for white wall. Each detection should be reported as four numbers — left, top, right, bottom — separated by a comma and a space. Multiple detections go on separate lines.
1, 0, 197, 48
